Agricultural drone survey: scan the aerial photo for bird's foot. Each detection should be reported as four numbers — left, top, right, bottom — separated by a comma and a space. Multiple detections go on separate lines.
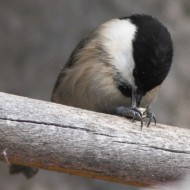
142, 105, 156, 127
115, 106, 143, 128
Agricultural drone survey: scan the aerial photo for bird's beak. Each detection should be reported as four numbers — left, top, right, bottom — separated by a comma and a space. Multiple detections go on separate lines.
131, 88, 143, 107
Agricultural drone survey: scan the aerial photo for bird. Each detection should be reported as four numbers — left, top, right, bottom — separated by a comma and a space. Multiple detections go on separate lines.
51, 14, 173, 127
9, 14, 173, 178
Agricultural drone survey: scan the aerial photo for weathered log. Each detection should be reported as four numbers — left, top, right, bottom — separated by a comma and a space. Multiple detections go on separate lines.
0, 92, 189, 187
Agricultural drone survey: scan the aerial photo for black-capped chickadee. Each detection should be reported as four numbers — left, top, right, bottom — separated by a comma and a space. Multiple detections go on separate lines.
51, 14, 173, 127
10, 14, 173, 178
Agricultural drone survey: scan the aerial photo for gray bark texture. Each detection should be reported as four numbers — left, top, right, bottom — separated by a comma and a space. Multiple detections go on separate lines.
0, 92, 189, 187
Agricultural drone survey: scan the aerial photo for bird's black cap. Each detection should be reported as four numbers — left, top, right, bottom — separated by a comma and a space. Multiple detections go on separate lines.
121, 14, 173, 94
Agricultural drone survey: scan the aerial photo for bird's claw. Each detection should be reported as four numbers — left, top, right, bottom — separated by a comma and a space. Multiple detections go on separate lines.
115, 107, 143, 129
115, 106, 156, 129
143, 106, 156, 127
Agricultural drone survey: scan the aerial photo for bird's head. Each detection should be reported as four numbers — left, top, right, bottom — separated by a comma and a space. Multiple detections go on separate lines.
116, 15, 173, 106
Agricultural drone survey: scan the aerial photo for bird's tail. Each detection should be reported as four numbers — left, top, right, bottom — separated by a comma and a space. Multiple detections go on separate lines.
9, 164, 38, 179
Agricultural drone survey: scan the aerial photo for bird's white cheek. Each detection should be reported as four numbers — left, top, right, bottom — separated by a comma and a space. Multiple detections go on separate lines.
100, 19, 137, 88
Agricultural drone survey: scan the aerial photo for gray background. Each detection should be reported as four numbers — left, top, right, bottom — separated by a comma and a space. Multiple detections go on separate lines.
0, 0, 190, 190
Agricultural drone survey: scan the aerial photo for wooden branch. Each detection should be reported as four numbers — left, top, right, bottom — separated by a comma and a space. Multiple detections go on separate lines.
0, 92, 189, 187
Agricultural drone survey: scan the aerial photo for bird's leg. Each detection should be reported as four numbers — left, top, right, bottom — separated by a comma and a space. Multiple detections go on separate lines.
115, 106, 143, 128
143, 105, 156, 127
114, 88, 144, 128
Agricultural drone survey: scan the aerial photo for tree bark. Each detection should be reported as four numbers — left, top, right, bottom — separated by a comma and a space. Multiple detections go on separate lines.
0, 92, 189, 187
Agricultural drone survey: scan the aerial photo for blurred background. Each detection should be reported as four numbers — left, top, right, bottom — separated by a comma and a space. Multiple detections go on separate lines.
0, 0, 190, 190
